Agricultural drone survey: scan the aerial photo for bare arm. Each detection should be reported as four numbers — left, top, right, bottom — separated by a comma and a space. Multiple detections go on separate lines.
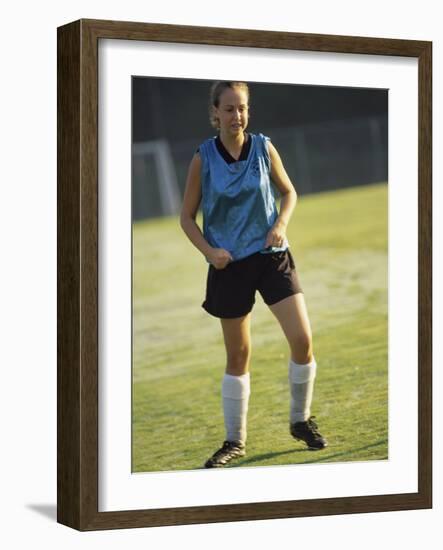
180, 153, 232, 269
264, 141, 297, 248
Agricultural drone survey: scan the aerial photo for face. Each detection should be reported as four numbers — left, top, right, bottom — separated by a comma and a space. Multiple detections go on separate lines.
214, 86, 249, 136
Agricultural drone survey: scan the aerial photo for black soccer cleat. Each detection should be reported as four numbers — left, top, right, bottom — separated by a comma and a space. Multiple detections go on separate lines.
204, 440, 246, 468
290, 416, 328, 450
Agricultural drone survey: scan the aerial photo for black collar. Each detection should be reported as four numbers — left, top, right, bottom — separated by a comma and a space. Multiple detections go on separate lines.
215, 133, 251, 164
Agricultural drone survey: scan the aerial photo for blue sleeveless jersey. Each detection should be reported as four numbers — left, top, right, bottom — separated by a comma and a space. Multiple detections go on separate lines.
198, 133, 289, 262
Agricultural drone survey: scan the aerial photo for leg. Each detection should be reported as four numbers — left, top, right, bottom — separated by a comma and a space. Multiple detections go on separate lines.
269, 293, 315, 422
269, 294, 327, 449
268, 293, 312, 364
219, 314, 251, 445
269, 293, 316, 424
204, 315, 251, 468
220, 314, 252, 375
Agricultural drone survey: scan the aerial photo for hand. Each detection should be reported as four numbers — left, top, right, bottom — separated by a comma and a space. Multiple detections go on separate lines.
265, 220, 287, 249
207, 248, 233, 270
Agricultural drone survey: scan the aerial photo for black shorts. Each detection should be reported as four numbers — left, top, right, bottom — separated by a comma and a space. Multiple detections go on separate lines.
202, 249, 303, 319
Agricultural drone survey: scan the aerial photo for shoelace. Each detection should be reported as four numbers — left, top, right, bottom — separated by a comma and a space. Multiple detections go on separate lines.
306, 417, 320, 435
213, 442, 232, 458
213, 441, 240, 458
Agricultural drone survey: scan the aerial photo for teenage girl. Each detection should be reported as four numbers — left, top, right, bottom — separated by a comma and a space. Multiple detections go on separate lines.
180, 81, 327, 468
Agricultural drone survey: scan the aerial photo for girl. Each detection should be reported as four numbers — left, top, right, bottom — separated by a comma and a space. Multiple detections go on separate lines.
180, 81, 327, 468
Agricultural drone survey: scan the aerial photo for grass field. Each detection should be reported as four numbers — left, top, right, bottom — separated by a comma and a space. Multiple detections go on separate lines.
132, 182, 388, 472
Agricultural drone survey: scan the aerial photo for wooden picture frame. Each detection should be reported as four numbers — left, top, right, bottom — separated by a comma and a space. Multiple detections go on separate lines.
57, 18, 432, 531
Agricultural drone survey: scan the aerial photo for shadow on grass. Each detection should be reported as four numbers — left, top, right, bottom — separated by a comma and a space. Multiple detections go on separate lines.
235, 448, 307, 466
236, 438, 388, 467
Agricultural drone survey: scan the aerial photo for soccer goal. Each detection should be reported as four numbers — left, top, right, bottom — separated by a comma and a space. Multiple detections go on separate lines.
132, 139, 181, 220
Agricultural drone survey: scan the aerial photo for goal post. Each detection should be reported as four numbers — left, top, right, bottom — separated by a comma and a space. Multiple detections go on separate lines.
132, 139, 181, 220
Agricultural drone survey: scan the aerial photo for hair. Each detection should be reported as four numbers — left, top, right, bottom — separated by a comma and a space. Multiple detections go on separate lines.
209, 81, 250, 129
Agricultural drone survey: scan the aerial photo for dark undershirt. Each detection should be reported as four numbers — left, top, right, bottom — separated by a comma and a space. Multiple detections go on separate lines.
196, 132, 251, 164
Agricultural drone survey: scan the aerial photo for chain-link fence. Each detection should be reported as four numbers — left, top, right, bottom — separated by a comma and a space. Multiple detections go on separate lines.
132, 114, 387, 220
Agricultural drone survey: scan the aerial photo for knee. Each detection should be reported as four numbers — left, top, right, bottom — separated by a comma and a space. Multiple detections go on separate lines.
226, 345, 251, 375
290, 331, 313, 364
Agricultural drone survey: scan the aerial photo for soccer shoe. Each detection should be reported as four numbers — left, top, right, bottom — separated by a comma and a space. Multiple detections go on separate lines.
290, 417, 328, 450
204, 440, 246, 468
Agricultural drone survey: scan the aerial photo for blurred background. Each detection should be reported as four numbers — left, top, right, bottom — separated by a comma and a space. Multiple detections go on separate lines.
132, 78, 388, 220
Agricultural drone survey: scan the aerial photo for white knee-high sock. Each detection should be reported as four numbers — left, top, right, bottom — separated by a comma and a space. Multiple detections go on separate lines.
288, 359, 317, 423
222, 372, 250, 445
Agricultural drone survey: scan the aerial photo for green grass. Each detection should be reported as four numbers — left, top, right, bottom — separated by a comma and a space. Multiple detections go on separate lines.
132, 182, 388, 472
